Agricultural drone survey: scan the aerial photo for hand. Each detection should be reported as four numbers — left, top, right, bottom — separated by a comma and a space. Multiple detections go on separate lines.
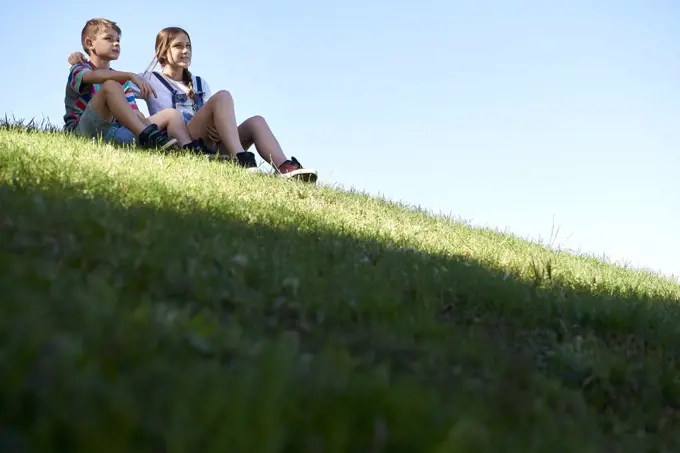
205, 124, 221, 143
131, 74, 157, 99
68, 51, 88, 66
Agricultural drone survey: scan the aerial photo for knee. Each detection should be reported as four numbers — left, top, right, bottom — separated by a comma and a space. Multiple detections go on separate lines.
161, 108, 183, 121
101, 79, 123, 94
168, 107, 183, 118
245, 115, 267, 128
212, 89, 234, 105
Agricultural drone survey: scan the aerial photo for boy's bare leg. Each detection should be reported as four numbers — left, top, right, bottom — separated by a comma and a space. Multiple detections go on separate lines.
237, 115, 288, 169
147, 109, 193, 146
88, 80, 149, 135
187, 90, 246, 158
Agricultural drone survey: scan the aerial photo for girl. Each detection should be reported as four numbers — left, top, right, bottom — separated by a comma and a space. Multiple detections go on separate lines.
69, 27, 317, 183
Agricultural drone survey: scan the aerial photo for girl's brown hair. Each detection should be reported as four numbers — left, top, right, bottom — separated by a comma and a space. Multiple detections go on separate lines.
147, 27, 196, 99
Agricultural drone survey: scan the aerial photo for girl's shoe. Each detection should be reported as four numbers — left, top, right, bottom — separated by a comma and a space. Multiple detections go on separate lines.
277, 157, 317, 183
235, 151, 261, 173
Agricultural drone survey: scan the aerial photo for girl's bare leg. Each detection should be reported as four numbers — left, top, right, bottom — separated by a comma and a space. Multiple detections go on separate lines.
186, 90, 246, 158
237, 115, 288, 169
186, 90, 315, 180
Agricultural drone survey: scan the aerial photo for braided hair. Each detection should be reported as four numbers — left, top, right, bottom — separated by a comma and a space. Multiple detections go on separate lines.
147, 26, 196, 100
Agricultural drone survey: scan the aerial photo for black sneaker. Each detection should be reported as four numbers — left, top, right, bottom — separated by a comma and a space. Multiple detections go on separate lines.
235, 151, 259, 172
138, 124, 178, 151
183, 138, 216, 156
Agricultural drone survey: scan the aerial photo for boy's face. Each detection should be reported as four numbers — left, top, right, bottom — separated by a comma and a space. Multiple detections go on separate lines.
85, 28, 121, 60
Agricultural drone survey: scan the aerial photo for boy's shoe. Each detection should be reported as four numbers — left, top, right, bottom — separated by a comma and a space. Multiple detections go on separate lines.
277, 157, 318, 183
235, 151, 260, 172
138, 124, 178, 151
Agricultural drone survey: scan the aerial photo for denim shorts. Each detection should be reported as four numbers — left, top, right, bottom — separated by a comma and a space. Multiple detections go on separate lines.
75, 104, 137, 145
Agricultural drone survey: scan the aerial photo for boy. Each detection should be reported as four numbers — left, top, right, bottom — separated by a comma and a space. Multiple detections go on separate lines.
63, 18, 202, 151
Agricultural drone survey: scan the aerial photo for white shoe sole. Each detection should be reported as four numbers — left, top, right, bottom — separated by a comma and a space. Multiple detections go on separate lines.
280, 168, 318, 183
158, 138, 178, 152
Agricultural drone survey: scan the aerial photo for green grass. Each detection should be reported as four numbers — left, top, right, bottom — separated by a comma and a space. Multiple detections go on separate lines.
1, 126, 680, 453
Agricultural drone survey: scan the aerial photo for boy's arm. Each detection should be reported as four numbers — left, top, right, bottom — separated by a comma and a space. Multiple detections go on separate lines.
70, 64, 156, 99
128, 73, 143, 99
121, 72, 156, 100
127, 72, 153, 100
81, 69, 136, 85
69, 63, 135, 94
66, 51, 133, 86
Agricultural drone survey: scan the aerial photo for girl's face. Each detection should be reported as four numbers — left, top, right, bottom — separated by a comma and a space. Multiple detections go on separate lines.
165, 32, 192, 69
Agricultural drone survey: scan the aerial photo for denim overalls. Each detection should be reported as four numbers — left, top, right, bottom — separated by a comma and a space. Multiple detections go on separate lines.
152, 72, 205, 123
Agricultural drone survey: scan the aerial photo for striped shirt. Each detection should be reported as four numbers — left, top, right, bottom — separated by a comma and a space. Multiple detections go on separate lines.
63, 62, 139, 131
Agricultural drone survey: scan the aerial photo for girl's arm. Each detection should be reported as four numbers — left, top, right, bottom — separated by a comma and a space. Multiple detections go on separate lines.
201, 79, 213, 101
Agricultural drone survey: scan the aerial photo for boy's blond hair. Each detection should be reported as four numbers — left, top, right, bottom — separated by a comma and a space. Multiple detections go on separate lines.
81, 18, 122, 55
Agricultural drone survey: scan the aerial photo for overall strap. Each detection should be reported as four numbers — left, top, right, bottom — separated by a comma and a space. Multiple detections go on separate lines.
196, 76, 203, 93
152, 72, 179, 95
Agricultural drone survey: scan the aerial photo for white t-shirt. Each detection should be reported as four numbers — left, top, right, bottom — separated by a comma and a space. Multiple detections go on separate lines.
129, 71, 213, 119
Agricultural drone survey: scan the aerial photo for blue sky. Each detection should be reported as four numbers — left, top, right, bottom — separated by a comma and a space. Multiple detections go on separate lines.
3, 0, 679, 279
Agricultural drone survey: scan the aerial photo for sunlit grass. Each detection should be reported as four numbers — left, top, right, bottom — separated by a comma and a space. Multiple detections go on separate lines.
1, 124, 679, 452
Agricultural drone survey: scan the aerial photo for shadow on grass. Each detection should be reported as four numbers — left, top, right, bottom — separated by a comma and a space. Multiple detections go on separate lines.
1, 171, 680, 453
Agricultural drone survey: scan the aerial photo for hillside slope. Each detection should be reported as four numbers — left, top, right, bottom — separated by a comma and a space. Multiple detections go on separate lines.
1, 128, 679, 452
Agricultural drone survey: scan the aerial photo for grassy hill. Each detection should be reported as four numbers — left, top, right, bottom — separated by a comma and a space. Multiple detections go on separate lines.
1, 125, 680, 452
